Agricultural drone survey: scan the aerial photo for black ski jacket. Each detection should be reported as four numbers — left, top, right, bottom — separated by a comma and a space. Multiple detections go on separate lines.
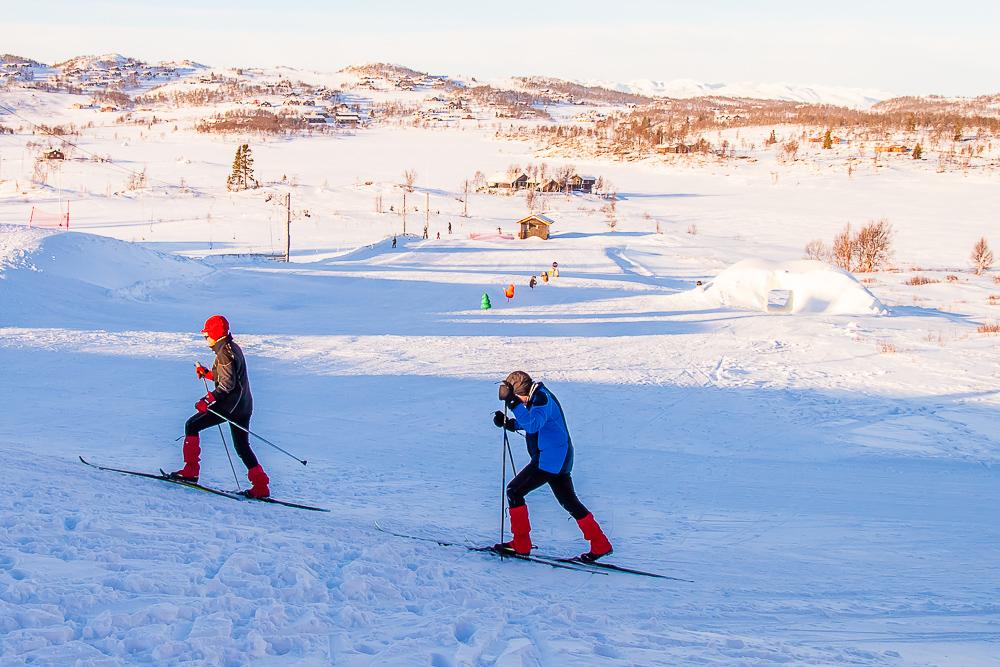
209, 335, 253, 418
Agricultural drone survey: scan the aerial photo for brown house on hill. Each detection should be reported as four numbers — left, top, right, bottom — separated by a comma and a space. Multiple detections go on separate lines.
487, 172, 529, 191
516, 213, 554, 240
655, 143, 693, 154
568, 174, 597, 193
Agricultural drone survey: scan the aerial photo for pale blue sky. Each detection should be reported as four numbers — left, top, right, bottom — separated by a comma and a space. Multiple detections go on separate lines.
4, 1, 998, 95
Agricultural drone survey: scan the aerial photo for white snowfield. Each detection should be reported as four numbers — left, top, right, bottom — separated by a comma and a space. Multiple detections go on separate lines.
704, 259, 887, 316
1, 102, 1000, 665
584, 78, 892, 109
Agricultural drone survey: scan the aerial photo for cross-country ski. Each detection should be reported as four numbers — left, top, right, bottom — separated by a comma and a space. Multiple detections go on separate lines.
374, 522, 682, 579
79, 456, 330, 511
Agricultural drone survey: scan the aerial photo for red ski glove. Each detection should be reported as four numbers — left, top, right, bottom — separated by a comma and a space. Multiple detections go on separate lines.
195, 392, 215, 413
195, 363, 214, 381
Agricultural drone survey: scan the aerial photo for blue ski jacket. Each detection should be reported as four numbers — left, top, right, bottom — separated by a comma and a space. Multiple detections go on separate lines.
510, 383, 574, 475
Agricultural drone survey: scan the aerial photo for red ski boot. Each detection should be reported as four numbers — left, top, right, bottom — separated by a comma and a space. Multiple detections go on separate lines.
167, 435, 200, 482
243, 465, 270, 499
494, 504, 532, 555
576, 513, 613, 562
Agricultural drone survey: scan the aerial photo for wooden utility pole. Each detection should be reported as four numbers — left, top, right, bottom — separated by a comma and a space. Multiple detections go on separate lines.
402, 190, 407, 235
463, 179, 469, 217
284, 192, 291, 262
425, 191, 429, 229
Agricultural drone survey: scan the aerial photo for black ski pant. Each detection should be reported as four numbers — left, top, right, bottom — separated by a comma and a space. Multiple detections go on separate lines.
185, 411, 259, 471
506, 461, 589, 520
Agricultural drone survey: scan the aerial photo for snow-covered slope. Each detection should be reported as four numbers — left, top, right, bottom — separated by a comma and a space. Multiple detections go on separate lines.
2, 86, 1000, 665
0, 226, 209, 289
2, 215, 1000, 664
0, 225, 211, 327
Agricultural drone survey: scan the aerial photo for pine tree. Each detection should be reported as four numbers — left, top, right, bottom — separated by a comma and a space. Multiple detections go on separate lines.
226, 145, 243, 191
242, 144, 256, 189
226, 144, 258, 192
912, 143, 923, 160
822, 129, 832, 149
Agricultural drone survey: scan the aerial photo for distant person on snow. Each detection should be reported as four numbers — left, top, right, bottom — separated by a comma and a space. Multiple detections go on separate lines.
392, 236, 397, 248
493, 371, 613, 562
169, 315, 270, 498
448, 221, 452, 234
529, 275, 537, 289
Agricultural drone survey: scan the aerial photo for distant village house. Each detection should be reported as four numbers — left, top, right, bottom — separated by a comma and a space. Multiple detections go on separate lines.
487, 172, 529, 191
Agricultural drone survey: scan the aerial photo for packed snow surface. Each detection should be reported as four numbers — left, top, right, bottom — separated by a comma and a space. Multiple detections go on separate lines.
704, 258, 887, 315
1, 113, 1000, 666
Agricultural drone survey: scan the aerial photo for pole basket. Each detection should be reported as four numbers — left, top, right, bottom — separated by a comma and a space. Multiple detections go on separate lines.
28, 205, 70, 229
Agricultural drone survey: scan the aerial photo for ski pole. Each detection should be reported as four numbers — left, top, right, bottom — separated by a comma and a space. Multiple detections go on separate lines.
504, 427, 517, 478
201, 372, 241, 490
206, 407, 307, 465
500, 403, 509, 554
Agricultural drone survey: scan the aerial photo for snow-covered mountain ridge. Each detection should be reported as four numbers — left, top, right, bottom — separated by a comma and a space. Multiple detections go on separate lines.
585, 77, 893, 109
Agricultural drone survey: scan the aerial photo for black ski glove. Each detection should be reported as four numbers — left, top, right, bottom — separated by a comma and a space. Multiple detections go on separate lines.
493, 411, 517, 431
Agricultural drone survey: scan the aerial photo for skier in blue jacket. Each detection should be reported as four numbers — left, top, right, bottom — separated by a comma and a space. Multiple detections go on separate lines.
493, 370, 613, 561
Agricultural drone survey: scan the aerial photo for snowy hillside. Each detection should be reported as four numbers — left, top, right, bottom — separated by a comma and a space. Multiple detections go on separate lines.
2, 54, 1000, 666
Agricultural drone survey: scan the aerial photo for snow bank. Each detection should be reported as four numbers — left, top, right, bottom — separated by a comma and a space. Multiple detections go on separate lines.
704, 259, 886, 316
0, 225, 209, 290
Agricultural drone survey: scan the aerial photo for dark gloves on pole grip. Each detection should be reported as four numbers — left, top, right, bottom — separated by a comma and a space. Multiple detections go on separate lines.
493, 411, 517, 431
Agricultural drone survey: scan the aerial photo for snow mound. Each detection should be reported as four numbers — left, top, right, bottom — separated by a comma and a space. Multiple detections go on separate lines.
704, 259, 886, 316
0, 225, 209, 289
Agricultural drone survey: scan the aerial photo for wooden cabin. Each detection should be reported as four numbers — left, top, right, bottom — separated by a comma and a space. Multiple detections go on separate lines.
516, 213, 554, 240
566, 174, 597, 193
335, 112, 361, 127
655, 143, 693, 154
486, 172, 529, 191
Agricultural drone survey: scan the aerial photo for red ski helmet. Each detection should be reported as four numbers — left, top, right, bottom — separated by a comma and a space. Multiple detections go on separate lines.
201, 315, 229, 340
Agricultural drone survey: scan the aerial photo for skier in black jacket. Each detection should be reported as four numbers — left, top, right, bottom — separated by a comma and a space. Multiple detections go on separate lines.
169, 315, 270, 498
